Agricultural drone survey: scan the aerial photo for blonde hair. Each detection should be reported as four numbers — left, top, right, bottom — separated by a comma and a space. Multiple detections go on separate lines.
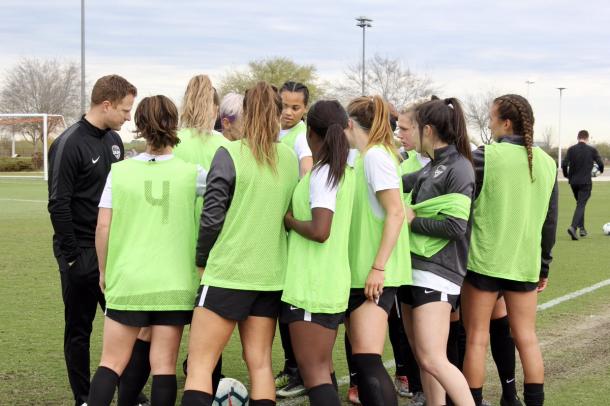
180, 74, 219, 135
243, 81, 282, 170
347, 95, 400, 158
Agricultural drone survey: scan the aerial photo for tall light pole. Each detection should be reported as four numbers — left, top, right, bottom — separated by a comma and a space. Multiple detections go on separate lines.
81, 0, 86, 115
526, 79, 535, 99
356, 16, 372, 96
557, 87, 566, 169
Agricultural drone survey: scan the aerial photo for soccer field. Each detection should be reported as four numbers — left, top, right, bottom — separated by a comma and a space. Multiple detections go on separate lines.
0, 179, 609, 405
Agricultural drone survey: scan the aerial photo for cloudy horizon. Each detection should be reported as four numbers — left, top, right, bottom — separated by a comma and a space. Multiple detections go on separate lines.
2, 0, 609, 145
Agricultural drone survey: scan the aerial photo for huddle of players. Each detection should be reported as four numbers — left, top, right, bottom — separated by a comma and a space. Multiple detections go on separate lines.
85, 74, 557, 406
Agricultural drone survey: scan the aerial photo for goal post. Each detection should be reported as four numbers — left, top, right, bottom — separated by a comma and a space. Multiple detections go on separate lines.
0, 113, 67, 181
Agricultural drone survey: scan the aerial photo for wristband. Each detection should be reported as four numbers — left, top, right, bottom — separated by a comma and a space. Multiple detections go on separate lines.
372, 266, 384, 272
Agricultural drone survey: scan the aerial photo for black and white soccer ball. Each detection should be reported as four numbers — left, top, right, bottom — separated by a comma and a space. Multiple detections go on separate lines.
213, 377, 249, 406
602, 223, 610, 236
592, 163, 600, 177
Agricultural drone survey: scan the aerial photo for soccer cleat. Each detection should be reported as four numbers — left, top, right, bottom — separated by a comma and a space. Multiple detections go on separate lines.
481, 399, 491, 406
410, 391, 426, 406
580, 227, 588, 237
394, 375, 412, 397
567, 226, 579, 240
500, 394, 524, 406
274, 366, 296, 389
135, 392, 151, 406
276, 374, 306, 398
347, 385, 361, 404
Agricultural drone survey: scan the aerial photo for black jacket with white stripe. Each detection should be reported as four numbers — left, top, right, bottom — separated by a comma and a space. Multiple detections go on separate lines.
47, 116, 123, 262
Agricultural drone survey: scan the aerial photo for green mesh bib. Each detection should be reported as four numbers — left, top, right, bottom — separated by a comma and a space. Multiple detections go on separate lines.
174, 129, 231, 219
468, 142, 556, 282
282, 167, 355, 313
409, 193, 471, 258
280, 121, 306, 151
348, 146, 412, 288
105, 158, 200, 310
202, 141, 299, 290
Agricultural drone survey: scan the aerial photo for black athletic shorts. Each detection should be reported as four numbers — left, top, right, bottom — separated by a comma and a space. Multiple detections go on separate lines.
346, 287, 397, 316
398, 285, 460, 311
279, 302, 345, 330
195, 285, 282, 321
105, 309, 193, 327
465, 271, 538, 292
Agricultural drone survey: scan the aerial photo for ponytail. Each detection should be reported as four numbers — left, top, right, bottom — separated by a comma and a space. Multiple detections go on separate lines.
444, 97, 472, 163
347, 95, 399, 159
307, 100, 350, 188
415, 97, 472, 162
316, 123, 349, 188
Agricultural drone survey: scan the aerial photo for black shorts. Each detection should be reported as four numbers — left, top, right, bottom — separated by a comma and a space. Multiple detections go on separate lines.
195, 285, 281, 321
346, 287, 397, 316
105, 309, 192, 327
398, 285, 460, 311
279, 302, 345, 330
465, 271, 538, 293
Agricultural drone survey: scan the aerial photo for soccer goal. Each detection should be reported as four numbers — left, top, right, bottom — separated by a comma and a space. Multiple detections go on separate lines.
0, 113, 66, 181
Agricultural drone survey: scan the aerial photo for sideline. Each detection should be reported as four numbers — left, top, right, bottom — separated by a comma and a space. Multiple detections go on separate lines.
0, 198, 46, 203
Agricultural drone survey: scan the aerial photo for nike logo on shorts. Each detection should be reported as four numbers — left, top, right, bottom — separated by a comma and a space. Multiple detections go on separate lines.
92, 156, 100, 164
424, 289, 435, 294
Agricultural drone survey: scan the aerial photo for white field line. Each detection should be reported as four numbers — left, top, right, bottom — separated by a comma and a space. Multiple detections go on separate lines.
0, 198, 46, 203
278, 278, 610, 405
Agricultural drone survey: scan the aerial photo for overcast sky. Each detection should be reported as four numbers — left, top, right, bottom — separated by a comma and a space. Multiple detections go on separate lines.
2, 0, 610, 144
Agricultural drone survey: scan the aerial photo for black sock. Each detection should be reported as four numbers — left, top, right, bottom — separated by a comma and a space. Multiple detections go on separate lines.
117, 339, 151, 406
212, 355, 223, 396
151, 374, 177, 405
181, 390, 213, 406
344, 333, 358, 387
330, 371, 338, 391
279, 322, 297, 370
88, 366, 119, 406
447, 320, 461, 368
490, 316, 518, 399
352, 353, 397, 406
308, 383, 341, 406
470, 387, 483, 406
523, 383, 544, 406
250, 399, 276, 406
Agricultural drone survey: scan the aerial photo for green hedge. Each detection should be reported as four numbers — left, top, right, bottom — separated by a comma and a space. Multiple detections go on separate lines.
0, 157, 35, 172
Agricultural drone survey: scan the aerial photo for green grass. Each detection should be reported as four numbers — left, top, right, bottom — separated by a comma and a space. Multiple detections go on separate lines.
1, 180, 609, 405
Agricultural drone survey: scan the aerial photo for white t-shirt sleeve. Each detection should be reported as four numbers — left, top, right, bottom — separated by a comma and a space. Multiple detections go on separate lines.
294, 132, 313, 161
309, 165, 338, 212
98, 172, 113, 208
195, 165, 208, 197
363, 147, 400, 192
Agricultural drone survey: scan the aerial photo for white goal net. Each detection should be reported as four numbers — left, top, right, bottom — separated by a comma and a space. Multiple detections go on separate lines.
0, 113, 66, 180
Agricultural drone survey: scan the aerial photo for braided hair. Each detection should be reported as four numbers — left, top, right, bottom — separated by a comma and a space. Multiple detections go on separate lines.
493, 94, 535, 181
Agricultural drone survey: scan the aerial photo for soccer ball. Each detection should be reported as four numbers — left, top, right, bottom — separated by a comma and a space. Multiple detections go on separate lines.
603, 223, 610, 236
592, 163, 600, 177
213, 377, 249, 406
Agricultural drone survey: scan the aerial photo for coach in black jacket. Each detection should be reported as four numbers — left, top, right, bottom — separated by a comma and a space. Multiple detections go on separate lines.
561, 130, 605, 240
48, 75, 136, 406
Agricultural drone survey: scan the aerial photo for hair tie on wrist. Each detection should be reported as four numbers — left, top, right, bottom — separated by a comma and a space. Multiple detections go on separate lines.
372, 266, 384, 272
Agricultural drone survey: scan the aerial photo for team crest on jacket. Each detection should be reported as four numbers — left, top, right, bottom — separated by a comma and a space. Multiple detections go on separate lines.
112, 145, 121, 159
434, 165, 447, 178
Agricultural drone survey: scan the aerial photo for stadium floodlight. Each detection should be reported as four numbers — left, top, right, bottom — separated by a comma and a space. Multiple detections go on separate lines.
355, 16, 373, 95
556, 87, 566, 170
0, 114, 66, 181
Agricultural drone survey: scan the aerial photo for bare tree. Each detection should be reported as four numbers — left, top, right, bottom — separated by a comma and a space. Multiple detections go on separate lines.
464, 90, 497, 145
538, 126, 554, 152
0, 58, 80, 154
329, 54, 436, 107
